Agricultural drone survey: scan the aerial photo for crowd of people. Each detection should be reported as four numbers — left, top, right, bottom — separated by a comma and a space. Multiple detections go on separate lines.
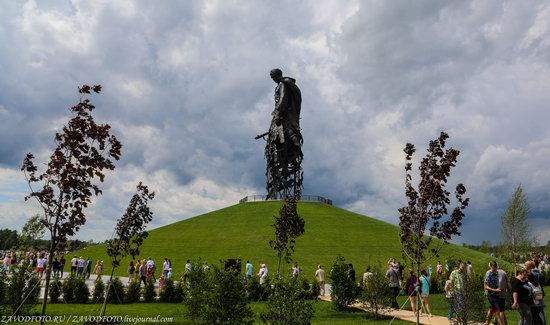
1, 249, 548, 324
378, 255, 548, 325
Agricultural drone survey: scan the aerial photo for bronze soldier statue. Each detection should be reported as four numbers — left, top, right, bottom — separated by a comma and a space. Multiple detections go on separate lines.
256, 68, 303, 200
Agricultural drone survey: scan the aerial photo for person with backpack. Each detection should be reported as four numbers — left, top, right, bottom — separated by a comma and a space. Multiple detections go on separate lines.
512, 269, 534, 325
525, 260, 546, 325
386, 262, 400, 309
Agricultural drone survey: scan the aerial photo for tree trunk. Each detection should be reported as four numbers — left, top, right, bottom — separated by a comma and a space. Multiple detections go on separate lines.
416, 261, 421, 325
39, 233, 56, 325
100, 266, 116, 316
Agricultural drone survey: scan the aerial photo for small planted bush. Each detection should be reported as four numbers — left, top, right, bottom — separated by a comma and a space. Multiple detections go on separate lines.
125, 280, 141, 303
260, 277, 315, 325
62, 276, 78, 303
106, 277, 125, 304
92, 277, 105, 303
49, 280, 63, 303
247, 275, 270, 301
330, 256, 356, 310
173, 281, 185, 303
143, 278, 156, 303
159, 278, 175, 302
74, 277, 90, 304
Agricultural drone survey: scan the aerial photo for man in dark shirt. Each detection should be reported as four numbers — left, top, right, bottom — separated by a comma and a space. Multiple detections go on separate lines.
511, 269, 534, 325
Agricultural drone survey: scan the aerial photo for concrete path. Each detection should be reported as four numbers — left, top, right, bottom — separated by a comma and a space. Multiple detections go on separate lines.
321, 284, 450, 325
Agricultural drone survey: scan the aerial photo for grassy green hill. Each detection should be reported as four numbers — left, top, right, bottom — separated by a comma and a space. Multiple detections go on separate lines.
75, 201, 503, 278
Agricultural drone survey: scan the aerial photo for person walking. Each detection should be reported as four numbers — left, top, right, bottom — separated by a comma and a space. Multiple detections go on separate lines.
135, 260, 141, 281
59, 255, 65, 278
348, 263, 356, 284
419, 269, 433, 317
94, 260, 104, 277
128, 261, 135, 280
525, 260, 546, 325
437, 261, 443, 276
184, 260, 192, 283
406, 271, 419, 316
386, 262, 400, 309
512, 269, 534, 325
258, 264, 268, 285
445, 275, 455, 321
451, 262, 468, 317
36, 255, 46, 279
163, 258, 170, 277
494, 265, 510, 325
315, 265, 326, 296
70, 255, 78, 276
484, 261, 505, 325
85, 257, 92, 279
52, 257, 60, 279
139, 262, 147, 286
245, 261, 254, 284
77, 256, 85, 278
292, 263, 300, 278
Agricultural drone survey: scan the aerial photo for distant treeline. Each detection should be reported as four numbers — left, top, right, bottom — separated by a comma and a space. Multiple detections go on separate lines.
0, 228, 97, 252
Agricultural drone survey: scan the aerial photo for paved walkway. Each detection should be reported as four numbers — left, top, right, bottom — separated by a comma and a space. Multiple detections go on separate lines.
320, 284, 450, 325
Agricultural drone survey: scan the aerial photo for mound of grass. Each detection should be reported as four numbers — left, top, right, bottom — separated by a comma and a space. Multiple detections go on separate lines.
76, 202, 506, 279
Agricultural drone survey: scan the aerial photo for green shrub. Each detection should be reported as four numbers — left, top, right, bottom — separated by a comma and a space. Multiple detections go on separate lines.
125, 280, 141, 303
247, 275, 270, 301
452, 274, 486, 325
173, 281, 185, 303
142, 278, 156, 303
62, 276, 78, 303
0, 269, 8, 316
183, 262, 210, 321
49, 280, 63, 303
74, 277, 90, 303
7, 262, 40, 316
310, 278, 321, 299
329, 255, 356, 310
159, 278, 175, 302
202, 266, 254, 325
92, 277, 105, 303
260, 277, 315, 325
106, 277, 125, 304
359, 266, 391, 319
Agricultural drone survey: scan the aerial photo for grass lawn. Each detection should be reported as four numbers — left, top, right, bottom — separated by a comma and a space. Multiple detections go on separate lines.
74, 201, 509, 279
30, 301, 412, 325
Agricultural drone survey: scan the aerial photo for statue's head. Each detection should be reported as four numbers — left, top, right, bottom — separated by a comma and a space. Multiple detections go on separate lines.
270, 68, 283, 83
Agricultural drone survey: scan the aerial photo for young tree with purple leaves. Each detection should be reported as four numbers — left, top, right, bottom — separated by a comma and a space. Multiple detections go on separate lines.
398, 132, 469, 324
21, 85, 121, 324
101, 182, 155, 316
270, 198, 305, 276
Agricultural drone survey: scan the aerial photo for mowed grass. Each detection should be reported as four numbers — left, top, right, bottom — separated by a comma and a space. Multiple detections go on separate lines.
75, 201, 507, 279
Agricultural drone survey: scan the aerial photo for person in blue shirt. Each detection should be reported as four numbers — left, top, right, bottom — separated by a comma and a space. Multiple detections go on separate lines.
245, 261, 253, 284
420, 269, 433, 317
85, 257, 92, 279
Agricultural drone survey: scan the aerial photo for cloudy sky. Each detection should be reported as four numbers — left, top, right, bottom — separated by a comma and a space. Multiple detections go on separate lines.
1, 0, 549, 245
